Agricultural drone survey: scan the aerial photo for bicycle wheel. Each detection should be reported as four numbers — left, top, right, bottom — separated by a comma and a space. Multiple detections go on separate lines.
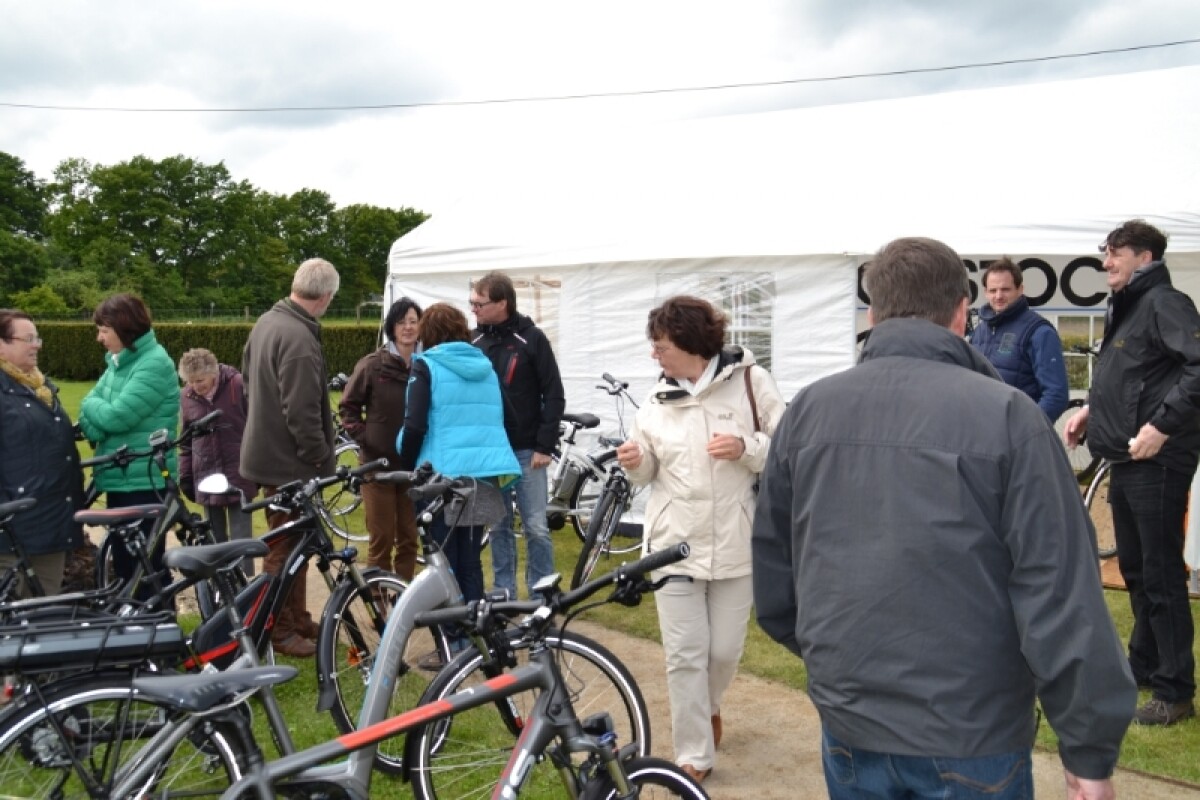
408, 628, 651, 800
1084, 462, 1117, 559
1058, 398, 1093, 475
0, 674, 245, 799
572, 485, 622, 589
318, 441, 368, 542
580, 757, 708, 800
319, 571, 447, 774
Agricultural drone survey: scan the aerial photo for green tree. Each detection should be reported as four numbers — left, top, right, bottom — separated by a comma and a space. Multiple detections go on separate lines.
9, 284, 70, 317
0, 152, 47, 238
330, 204, 428, 303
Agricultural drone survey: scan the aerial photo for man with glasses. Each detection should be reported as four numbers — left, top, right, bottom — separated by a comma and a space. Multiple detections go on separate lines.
1064, 219, 1200, 727
470, 271, 564, 598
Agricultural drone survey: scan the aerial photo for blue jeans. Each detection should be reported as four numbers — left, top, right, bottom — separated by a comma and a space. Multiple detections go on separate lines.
490, 449, 555, 596
1109, 461, 1196, 703
429, 511, 485, 603
821, 728, 1032, 799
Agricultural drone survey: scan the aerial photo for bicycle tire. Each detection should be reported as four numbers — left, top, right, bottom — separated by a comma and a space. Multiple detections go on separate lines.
319, 570, 448, 774
0, 673, 245, 799
580, 757, 709, 800
317, 441, 368, 543
571, 485, 622, 589
407, 628, 651, 800
1084, 461, 1118, 559
1059, 398, 1094, 475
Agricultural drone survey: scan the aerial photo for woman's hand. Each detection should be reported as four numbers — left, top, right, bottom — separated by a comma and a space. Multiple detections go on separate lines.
707, 433, 745, 461
616, 439, 644, 471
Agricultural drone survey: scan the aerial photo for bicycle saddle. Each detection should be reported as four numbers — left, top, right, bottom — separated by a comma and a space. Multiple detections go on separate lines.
74, 503, 166, 527
133, 665, 298, 713
562, 412, 601, 429
163, 539, 270, 580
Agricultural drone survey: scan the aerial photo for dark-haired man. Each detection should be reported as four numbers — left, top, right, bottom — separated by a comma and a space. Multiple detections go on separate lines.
1065, 218, 1200, 727
969, 257, 1069, 422
755, 237, 1134, 799
470, 271, 564, 597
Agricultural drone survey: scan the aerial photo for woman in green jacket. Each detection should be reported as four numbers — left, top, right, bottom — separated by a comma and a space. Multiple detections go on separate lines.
78, 294, 180, 599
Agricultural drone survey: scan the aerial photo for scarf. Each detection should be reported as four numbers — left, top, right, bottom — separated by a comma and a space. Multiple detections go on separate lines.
0, 358, 53, 408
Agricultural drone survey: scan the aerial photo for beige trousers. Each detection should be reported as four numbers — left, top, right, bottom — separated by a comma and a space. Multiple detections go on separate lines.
654, 573, 753, 771
0, 551, 67, 597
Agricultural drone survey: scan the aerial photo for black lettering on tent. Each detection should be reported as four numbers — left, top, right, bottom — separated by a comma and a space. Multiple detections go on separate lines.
857, 262, 870, 304
1018, 258, 1056, 307
1061, 257, 1106, 307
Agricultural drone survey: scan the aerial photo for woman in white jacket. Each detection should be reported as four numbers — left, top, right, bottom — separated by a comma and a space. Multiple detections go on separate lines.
616, 295, 785, 784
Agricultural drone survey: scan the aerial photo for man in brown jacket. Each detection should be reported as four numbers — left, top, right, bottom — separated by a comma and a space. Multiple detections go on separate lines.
241, 257, 339, 657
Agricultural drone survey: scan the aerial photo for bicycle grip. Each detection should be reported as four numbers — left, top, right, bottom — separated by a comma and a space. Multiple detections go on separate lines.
188, 409, 223, 432
241, 495, 276, 513
351, 458, 388, 476
408, 478, 456, 502
622, 542, 689, 576
372, 470, 419, 485
413, 605, 472, 628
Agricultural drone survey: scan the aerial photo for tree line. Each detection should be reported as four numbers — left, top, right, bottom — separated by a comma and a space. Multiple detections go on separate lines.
0, 151, 427, 318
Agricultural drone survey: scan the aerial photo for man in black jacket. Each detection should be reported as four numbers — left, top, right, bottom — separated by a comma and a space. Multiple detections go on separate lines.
1064, 219, 1200, 727
754, 237, 1134, 799
470, 271, 565, 596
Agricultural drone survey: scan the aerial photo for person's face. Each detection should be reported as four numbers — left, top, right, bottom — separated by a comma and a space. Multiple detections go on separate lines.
651, 337, 696, 380
0, 319, 42, 372
983, 270, 1022, 313
1103, 245, 1153, 293
394, 308, 420, 347
186, 374, 218, 396
470, 292, 507, 326
96, 324, 124, 354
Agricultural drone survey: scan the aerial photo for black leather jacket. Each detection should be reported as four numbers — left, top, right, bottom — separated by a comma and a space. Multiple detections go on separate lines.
471, 313, 565, 454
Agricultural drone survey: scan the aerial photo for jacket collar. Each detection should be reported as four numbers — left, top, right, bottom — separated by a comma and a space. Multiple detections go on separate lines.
652, 346, 750, 402
476, 312, 527, 338
978, 295, 1030, 326
861, 318, 1001, 381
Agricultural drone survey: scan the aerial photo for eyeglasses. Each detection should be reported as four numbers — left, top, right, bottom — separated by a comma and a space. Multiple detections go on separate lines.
651, 342, 673, 356
469, 299, 497, 311
6, 335, 42, 345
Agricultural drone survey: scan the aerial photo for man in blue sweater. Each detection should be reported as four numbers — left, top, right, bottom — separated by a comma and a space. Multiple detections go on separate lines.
969, 257, 1069, 422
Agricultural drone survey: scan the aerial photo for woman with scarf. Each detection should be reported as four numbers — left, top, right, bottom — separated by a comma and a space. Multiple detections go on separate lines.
0, 309, 85, 596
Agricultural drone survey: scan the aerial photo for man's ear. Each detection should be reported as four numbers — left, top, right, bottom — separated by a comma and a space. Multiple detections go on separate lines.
950, 297, 969, 337
867, 308, 875, 327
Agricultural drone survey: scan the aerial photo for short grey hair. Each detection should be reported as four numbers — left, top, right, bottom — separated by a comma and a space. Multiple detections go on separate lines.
178, 348, 219, 382
292, 258, 340, 300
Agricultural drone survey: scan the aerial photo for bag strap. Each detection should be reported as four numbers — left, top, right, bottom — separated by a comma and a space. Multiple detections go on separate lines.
744, 367, 761, 434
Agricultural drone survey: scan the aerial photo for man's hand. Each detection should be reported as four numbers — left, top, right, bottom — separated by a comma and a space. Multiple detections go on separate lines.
530, 452, 552, 470
1064, 405, 1089, 448
1129, 422, 1168, 460
1064, 769, 1115, 800
707, 433, 746, 461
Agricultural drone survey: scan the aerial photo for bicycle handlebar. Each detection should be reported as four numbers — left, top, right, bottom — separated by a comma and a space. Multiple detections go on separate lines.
413, 543, 689, 629
81, 411, 226, 472
241, 457, 389, 513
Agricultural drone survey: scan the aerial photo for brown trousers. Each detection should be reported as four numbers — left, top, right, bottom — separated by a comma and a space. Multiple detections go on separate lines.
260, 485, 315, 640
362, 479, 419, 581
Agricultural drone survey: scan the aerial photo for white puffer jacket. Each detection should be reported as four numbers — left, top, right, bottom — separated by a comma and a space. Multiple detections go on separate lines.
626, 347, 785, 580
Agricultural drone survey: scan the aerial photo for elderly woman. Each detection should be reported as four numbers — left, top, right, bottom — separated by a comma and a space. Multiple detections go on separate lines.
339, 297, 422, 581
78, 294, 180, 599
0, 310, 85, 596
615, 295, 785, 784
396, 303, 518, 610
178, 348, 256, 574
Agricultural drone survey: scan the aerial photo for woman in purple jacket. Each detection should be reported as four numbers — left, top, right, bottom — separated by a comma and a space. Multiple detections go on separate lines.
178, 348, 257, 573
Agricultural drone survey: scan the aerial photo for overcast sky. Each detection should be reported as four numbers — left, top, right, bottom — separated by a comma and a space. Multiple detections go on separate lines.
2, 0, 1199, 215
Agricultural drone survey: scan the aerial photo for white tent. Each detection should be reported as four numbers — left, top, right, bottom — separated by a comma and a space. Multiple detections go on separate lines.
387, 65, 1200, 435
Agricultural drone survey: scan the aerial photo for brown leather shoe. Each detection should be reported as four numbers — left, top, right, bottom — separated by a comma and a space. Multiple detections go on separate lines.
297, 617, 320, 641
272, 632, 316, 658
680, 764, 712, 784
711, 713, 722, 749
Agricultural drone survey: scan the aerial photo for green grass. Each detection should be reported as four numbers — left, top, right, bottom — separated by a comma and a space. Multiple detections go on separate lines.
54, 380, 1200, 788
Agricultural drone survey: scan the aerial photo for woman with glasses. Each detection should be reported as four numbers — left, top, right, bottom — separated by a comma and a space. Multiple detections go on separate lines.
339, 297, 423, 581
0, 309, 85, 596
78, 294, 180, 600
615, 295, 785, 785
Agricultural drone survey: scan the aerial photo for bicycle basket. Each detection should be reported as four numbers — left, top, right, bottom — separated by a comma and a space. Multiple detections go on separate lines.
444, 478, 507, 529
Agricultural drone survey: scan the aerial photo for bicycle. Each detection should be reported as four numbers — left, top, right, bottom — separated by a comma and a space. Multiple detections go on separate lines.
319, 371, 368, 543
1061, 345, 1117, 560
547, 373, 645, 553
128, 543, 699, 800
323, 465, 651, 778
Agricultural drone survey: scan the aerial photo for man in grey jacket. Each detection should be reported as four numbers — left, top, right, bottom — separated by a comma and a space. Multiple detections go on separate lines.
752, 237, 1135, 800
241, 257, 339, 658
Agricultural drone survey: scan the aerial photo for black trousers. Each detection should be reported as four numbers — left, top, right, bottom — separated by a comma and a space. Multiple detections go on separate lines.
1110, 461, 1196, 703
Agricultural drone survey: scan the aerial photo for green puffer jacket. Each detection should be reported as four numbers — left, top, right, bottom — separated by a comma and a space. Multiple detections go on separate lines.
79, 329, 181, 493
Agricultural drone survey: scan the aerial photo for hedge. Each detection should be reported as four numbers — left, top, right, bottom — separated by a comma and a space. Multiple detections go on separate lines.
39, 322, 381, 381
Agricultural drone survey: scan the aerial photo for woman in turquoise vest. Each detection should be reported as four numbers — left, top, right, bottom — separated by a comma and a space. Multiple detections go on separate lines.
78, 294, 180, 599
396, 302, 518, 612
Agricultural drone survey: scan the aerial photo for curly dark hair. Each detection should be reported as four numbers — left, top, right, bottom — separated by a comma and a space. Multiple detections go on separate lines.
1101, 219, 1168, 261
646, 295, 726, 359
418, 302, 471, 349
383, 297, 423, 343
92, 294, 153, 351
